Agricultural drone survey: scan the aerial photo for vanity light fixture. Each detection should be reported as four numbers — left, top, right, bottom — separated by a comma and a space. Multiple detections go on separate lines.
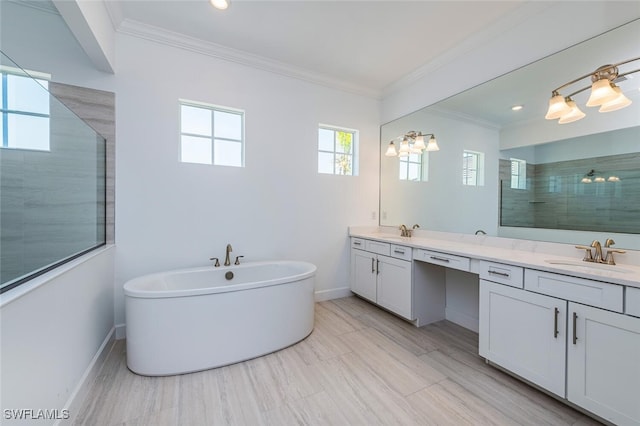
580, 169, 621, 183
385, 131, 439, 157
210, 0, 230, 10
545, 57, 639, 124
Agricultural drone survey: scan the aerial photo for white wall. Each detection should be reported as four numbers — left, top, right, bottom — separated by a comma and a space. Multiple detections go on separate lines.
112, 33, 380, 326
0, 248, 115, 426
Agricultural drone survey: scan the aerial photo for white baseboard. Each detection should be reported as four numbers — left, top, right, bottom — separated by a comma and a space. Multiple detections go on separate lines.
56, 327, 116, 426
314, 286, 352, 302
445, 308, 479, 333
115, 323, 126, 340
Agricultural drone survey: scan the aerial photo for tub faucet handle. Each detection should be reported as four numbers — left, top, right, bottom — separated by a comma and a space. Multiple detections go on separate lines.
209, 257, 220, 267
234, 256, 244, 265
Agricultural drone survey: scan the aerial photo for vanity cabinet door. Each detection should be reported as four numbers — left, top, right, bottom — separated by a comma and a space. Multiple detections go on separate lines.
567, 302, 640, 426
350, 249, 377, 303
479, 280, 567, 397
376, 255, 413, 320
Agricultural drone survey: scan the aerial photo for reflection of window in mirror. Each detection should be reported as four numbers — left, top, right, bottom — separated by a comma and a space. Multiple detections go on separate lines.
548, 175, 562, 193
399, 152, 428, 181
510, 158, 527, 189
463, 150, 484, 186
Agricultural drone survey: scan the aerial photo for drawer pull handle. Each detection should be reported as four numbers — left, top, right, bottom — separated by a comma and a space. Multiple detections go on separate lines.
371, 258, 375, 273
430, 256, 450, 263
489, 270, 510, 278
376, 259, 380, 275
354, 241, 362, 246
394, 250, 405, 254
572, 312, 578, 345
553, 307, 559, 338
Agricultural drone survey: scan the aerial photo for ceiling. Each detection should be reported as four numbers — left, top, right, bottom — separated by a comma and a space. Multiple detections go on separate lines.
104, 0, 532, 97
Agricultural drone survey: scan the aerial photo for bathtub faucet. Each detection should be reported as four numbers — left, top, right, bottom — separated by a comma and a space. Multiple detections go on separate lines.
224, 244, 233, 266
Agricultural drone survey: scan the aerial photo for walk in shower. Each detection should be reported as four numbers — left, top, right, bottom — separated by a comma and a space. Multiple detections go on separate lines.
0, 51, 106, 293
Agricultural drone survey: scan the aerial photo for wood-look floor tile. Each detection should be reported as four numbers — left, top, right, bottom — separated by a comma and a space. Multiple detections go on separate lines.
75, 297, 603, 426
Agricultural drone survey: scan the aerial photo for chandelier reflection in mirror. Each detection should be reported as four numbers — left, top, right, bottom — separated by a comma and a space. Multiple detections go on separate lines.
385, 131, 439, 157
545, 57, 639, 124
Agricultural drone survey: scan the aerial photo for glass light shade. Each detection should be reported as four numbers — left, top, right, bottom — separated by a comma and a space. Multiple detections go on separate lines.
586, 79, 619, 107
425, 136, 440, 151
413, 134, 426, 150
385, 142, 398, 157
398, 151, 409, 157
210, 0, 230, 9
599, 86, 632, 112
558, 100, 586, 124
410, 146, 423, 154
594, 176, 606, 183
545, 94, 571, 119
581, 177, 592, 183
607, 176, 620, 182
399, 140, 411, 154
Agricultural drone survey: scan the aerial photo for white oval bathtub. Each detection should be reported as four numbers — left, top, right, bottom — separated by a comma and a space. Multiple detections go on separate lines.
124, 261, 316, 376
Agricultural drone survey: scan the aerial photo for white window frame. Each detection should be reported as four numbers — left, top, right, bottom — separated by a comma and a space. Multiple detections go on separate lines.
463, 150, 485, 186
510, 158, 527, 189
179, 99, 245, 167
0, 66, 51, 151
399, 152, 429, 181
317, 124, 358, 176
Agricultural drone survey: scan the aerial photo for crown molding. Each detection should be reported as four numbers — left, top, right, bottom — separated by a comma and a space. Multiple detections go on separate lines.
428, 105, 500, 131
116, 19, 381, 100
8, 0, 60, 15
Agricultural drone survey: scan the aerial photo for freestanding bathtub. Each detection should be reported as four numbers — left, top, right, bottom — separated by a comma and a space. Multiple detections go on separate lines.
124, 260, 316, 376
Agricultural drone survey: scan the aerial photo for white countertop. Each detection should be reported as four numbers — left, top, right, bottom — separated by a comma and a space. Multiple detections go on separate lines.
349, 227, 640, 289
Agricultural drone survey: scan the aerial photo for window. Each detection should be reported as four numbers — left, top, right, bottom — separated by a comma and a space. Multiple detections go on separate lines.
318, 125, 357, 175
0, 68, 50, 151
510, 158, 527, 189
400, 152, 428, 181
462, 150, 484, 186
180, 100, 244, 167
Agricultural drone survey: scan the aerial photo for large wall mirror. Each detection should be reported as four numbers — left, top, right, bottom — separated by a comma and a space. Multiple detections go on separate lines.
380, 19, 640, 249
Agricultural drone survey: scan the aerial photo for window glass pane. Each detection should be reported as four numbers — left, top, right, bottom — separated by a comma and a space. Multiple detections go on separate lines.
181, 135, 212, 164
318, 128, 334, 151
7, 114, 49, 150
335, 153, 352, 175
335, 131, 353, 154
318, 152, 334, 174
214, 139, 242, 167
181, 105, 211, 136
408, 163, 421, 181
399, 160, 408, 180
7, 75, 49, 114
214, 110, 242, 140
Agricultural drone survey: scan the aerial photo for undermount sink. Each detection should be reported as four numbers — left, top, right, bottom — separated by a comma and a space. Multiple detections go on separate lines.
544, 259, 632, 274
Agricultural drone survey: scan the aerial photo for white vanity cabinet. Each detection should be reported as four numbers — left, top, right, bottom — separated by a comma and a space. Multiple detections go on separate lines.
479, 261, 567, 398
350, 238, 413, 320
567, 302, 640, 426
480, 264, 640, 425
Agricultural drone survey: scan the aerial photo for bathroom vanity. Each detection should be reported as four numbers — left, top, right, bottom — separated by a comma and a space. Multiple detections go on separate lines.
349, 227, 640, 426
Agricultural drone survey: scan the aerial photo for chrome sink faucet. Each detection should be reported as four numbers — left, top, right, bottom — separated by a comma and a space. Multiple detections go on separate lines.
224, 244, 233, 266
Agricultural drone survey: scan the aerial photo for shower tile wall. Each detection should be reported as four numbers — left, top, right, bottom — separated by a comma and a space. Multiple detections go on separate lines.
499, 153, 640, 234
0, 84, 115, 284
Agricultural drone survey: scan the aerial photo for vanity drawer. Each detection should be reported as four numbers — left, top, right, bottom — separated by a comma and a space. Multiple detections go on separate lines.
626, 287, 640, 318
390, 244, 412, 261
365, 240, 391, 256
524, 269, 623, 312
351, 238, 366, 250
479, 261, 524, 288
414, 249, 470, 272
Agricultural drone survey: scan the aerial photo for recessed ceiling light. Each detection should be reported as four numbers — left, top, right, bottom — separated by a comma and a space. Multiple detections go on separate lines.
511, 105, 524, 111
210, 0, 230, 10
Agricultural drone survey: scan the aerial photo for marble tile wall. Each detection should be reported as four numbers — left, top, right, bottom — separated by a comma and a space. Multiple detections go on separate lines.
500, 153, 640, 234
0, 83, 115, 285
